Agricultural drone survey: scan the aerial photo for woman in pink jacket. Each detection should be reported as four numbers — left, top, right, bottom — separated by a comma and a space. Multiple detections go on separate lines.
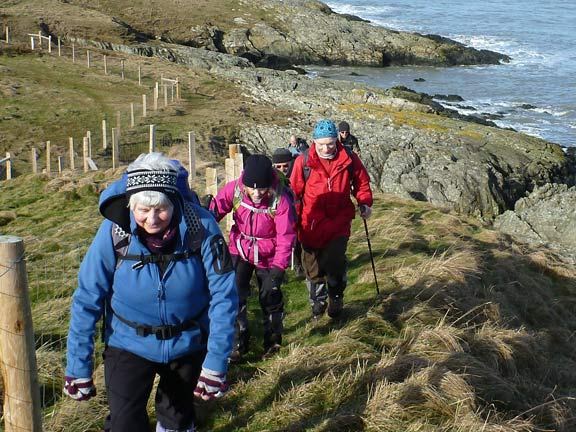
211, 154, 296, 361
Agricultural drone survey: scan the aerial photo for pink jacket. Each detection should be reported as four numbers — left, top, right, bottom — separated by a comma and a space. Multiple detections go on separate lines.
211, 171, 296, 270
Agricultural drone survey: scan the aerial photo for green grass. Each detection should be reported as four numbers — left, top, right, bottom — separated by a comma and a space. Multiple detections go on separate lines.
2, 173, 576, 432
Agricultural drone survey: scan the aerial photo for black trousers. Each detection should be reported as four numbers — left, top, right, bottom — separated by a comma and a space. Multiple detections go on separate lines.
103, 346, 205, 432
232, 256, 284, 342
301, 236, 349, 297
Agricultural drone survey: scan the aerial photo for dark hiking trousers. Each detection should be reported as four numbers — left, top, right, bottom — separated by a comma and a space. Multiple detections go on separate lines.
103, 346, 204, 432
232, 256, 284, 348
301, 236, 349, 309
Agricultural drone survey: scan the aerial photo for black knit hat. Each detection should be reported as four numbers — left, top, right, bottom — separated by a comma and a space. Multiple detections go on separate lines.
338, 121, 350, 132
242, 154, 274, 188
272, 148, 293, 164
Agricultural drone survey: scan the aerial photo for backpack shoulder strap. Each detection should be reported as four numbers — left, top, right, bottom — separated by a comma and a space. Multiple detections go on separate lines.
302, 149, 311, 183
112, 202, 204, 268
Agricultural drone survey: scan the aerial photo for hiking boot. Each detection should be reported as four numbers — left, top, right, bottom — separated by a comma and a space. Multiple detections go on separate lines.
327, 297, 344, 318
262, 343, 281, 359
229, 346, 246, 363
312, 301, 327, 320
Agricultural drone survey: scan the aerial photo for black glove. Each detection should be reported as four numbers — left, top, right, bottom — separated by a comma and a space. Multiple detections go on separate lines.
260, 267, 285, 312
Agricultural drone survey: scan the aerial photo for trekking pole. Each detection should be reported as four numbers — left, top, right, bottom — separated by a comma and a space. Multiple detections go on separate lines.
363, 218, 380, 295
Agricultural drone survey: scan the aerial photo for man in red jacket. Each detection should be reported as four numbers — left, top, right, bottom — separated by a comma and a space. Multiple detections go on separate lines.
290, 119, 373, 319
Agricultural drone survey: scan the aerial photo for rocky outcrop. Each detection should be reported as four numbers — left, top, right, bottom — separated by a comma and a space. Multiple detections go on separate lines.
204, 0, 511, 68
494, 184, 576, 263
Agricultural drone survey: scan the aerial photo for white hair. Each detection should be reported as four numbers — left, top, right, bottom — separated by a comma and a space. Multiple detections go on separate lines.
129, 191, 174, 211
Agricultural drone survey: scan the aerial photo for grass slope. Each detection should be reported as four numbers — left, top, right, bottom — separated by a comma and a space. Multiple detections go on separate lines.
2, 172, 576, 431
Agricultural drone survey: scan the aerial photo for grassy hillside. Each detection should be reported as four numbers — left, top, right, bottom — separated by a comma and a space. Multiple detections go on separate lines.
2, 171, 576, 431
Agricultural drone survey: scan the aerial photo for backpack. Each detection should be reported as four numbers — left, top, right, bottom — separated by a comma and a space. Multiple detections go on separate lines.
231, 176, 289, 219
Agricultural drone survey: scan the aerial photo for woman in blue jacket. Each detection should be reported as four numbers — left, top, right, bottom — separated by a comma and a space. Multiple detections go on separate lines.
64, 153, 238, 432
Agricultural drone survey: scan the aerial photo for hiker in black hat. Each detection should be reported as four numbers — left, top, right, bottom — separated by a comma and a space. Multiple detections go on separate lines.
338, 121, 359, 152
209, 154, 296, 361
272, 147, 296, 178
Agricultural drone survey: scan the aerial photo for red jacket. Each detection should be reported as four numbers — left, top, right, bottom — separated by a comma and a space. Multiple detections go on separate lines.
290, 141, 373, 249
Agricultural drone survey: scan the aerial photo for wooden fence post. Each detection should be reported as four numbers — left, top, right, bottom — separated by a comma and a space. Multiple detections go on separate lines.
5, 152, 11, 180
69, 137, 75, 170
57, 156, 63, 175
72, 43, 75, 63
57, 37, 61, 56
31, 148, 37, 174
112, 128, 119, 169
138, 64, 142, 86
104, 55, 108, 75
149, 124, 156, 153
130, 103, 135, 128
188, 132, 196, 190
102, 119, 108, 150
87, 50, 90, 68
83, 137, 89, 173
225, 158, 235, 231
0, 236, 43, 432
45, 141, 51, 175
47, 35, 51, 53
4, 26, 8, 44
154, 83, 159, 111
205, 167, 218, 198
142, 94, 147, 118
121, 60, 125, 80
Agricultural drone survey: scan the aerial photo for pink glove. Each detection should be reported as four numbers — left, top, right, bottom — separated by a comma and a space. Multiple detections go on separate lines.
63, 376, 96, 401
359, 204, 372, 219
194, 368, 229, 401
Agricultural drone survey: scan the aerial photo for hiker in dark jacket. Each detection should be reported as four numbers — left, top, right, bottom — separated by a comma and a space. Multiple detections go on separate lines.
64, 152, 237, 432
272, 147, 296, 178
338, 121, 359, 152
210, 155, 296, 361
290, 119, 373, 320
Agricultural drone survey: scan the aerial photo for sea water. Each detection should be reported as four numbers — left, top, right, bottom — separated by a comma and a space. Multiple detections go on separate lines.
308, 0, 576, 147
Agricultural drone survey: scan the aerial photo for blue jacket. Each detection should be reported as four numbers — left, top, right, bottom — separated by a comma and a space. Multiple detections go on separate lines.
66, 179, 237, 378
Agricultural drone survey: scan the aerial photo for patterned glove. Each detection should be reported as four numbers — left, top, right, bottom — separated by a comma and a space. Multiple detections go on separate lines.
63, 376, 96, 401
359, 204, 372, 219
194, 368, 229, 401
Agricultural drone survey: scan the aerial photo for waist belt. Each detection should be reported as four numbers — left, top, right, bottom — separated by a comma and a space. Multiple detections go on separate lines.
237, 232, 267, 265
112, 308, 202, 340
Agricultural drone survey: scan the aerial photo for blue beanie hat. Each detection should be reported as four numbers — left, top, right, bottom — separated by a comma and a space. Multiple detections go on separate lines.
313, 119, 338, 140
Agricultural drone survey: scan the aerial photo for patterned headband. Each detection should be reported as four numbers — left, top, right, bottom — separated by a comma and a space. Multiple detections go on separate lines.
126, 169, 178, 195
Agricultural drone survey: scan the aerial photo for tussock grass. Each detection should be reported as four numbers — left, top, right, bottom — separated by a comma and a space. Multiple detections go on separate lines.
4, 174, 576, 431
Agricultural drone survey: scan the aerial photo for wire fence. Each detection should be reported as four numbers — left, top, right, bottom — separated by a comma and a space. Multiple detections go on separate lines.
0, 24, 185, 181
